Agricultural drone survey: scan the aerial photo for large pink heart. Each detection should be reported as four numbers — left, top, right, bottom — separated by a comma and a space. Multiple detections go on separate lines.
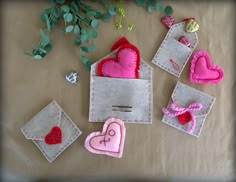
84, 118, 126, 158
97, 44, 140, 79
190, 51, 224, 84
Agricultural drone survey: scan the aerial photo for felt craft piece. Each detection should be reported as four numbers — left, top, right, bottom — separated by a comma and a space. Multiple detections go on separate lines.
162, 81, 215, 137
44, 126, 62, 145
161, 16, 174, 29
185, 19, 199, 33
162, 102, 203, 134
97, 44, 140, 79
21, 100, 82, 162
152, 22, 198, 77
110, 37, 130, 52
85, 118, 126, 158
190, 51, 224, 84
179, 36, 190, 47
89, 38, 153, 124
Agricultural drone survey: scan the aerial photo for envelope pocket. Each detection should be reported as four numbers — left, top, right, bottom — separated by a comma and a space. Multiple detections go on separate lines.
89, 76, 152, 123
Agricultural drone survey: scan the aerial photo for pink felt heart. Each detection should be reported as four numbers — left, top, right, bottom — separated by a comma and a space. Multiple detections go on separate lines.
84, 118, 126, 158
190, 51, 224, 84
97, 44, 140, 79
161, 16, 174, 29
179, 36, 190, 47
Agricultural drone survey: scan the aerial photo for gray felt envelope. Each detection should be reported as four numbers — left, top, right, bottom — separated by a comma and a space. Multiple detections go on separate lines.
152, 22, 198, 77
89, 50, 153, 124
162, 82, 215, 137
21, 100, 82, 162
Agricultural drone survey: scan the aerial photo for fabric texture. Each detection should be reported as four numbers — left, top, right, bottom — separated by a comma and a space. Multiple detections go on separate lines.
161, 16, 174, 29
21, 100, 82, 162
97, 44, 140, 79
162, 82, 215, 137
89, 47, 153, 124
85, 118, 126, 158
190, 51, 224, 84
152, 22, 198, 77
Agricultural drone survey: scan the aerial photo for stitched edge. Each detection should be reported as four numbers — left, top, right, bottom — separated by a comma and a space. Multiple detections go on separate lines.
152, 22, 198, 77
22, 101, 82, 162
162, 82, 215, 137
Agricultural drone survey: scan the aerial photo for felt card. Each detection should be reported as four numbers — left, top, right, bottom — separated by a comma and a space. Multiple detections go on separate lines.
89, 50, 153, 124
162, 82, 215, 137
21, 100, 82, 162
152, 22, 198, 77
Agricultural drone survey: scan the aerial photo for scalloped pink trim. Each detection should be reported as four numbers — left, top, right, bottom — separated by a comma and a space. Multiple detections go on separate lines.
190, 51, 224, 84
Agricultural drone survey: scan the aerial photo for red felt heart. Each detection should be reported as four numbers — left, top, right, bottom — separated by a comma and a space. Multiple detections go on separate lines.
97, 44, 140, 79
177, 112, 192, 125
44, 126, 62, 145
161, 16, 174, 29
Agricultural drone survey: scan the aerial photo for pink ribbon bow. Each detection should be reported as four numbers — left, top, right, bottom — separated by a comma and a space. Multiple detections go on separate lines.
162, 102, 202, 134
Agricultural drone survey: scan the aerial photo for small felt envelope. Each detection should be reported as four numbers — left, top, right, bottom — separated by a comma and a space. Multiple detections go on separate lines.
89, 50, 153, 124
162, 82, 215, 137
21, 100, 82, 162
152, 22, 198, 77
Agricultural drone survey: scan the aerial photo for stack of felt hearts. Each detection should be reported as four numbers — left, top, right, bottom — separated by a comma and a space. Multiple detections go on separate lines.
89, 37, 153, 124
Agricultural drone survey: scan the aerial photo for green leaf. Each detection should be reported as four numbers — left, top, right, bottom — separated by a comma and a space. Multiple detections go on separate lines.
41, 36, 50, 47
102, 13, 112, 22
90, 19, 99, 28
86, 11, 97, 17
44, 44, 52, 52
156, 2, 163, 11
56, 0, 65, 4
80, 34, 88, 43
39, 47, 47, 53
108, 5, 117, 16
148, 6, 155, 13
74, 25, 80, 35
73, 38, 81, 46
85, 61, 92, 70
46, 19, 51, 32
61, 5, 70, 13
136, 0, 146, 7
63, 13, 73, 22
50, 14, 60, 23
81, 55, 89, 64
40, 12, 48, 23
44, 8, 52, 15
94, 11, 102, 19
65, 25, 74, 32
81, 29, 88, 35
40, 28, 45, 37
71, 1, 79, 13
88, 44, 96, 52
164, 5, 173, 16
52, 7, 60, 18
88, 30, 98, 38
34, 55, 43, 59
73, 14, 78, 23
80, 46, 88, 53
24, 52, 34, 57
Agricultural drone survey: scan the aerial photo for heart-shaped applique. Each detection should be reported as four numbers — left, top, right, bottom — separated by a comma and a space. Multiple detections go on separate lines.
177, 112, 192, 125
185, 19, 199, 33
179, 36, 190, 47
190, 51, 224, 84
84, 118, 126, 158
97, 44, 140, 79
161, 16, 174, 29
44, 126, 62, 145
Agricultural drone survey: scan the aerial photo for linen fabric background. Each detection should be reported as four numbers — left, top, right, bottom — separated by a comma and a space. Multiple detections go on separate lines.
1, 0, 235, 181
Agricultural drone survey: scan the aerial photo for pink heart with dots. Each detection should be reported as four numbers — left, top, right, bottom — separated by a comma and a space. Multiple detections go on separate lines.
97, 44, 140, 79
84, 118, 126, 158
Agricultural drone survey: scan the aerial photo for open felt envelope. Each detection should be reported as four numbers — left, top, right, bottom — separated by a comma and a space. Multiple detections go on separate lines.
152, 22, 198, 77
89, 50, 153, 124
162, 82, 215, 137
21, 100, 82, 162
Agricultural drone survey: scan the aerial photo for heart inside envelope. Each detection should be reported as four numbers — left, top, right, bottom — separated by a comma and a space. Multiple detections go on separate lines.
97, 44, 140, 79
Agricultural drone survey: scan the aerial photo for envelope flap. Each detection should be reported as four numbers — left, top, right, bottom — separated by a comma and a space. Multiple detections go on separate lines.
171, 82, 215, 116
21, 100, 61, 140
91, 50, 152, 80
168, 22, 198, 49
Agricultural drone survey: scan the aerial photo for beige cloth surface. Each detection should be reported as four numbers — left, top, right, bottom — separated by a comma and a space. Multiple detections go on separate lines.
1, 0, 235, 180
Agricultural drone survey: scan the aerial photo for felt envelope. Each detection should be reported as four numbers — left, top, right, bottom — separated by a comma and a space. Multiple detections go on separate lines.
89, 50, 153, 124
152, 22, 198, 77
162, 82, 215, 137
21, 100, 82, 162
